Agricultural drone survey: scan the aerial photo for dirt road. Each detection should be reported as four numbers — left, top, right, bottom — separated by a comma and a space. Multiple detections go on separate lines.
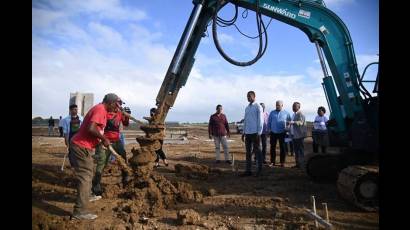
32, 125, 378, 229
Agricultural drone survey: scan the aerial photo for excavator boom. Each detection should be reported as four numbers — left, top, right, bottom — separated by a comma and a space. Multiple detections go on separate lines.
145, 0, 378, 211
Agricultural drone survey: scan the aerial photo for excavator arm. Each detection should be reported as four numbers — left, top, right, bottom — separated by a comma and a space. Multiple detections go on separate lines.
154, 0, 369, 141
145, 0, 378, 211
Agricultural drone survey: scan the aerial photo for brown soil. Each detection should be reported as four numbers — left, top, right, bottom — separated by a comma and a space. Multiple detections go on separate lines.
32, 126, 379, 229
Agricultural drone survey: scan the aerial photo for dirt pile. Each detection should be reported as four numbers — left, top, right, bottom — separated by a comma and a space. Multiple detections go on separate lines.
177, 209, 201, 225
111, 172, 204, 223
174, 163, 209, 180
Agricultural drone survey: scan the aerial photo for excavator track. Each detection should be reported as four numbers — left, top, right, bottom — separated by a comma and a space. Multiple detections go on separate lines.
337, 165, 379, 211
305, 153, 344, 183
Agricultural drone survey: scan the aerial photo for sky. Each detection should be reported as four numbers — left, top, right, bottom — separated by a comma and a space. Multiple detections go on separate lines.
32, 0, 379, 122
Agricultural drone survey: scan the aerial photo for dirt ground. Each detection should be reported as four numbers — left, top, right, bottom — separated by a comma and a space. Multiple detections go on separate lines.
32, 125, 379, 230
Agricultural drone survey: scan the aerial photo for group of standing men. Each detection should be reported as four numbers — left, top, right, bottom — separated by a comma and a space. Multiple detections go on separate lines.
208, 91, 329, 177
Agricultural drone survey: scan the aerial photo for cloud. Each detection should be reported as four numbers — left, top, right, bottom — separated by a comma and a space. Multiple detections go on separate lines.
88, 22, 125, 49
37, 0, 146, 22
32, 1, 329, 122
218, 33, 234, 44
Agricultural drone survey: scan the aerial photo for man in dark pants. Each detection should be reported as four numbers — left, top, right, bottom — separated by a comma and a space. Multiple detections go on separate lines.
58, 116, 64, 137
69, 93, 119, 220
240, 91, 264, 177
92, 98, 131, 195
48, 116, 55, 136
288, 102, 307, 168
267, 100, 291, 167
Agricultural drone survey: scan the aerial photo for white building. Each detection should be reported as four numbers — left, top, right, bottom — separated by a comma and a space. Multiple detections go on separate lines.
70, 92, 94, 116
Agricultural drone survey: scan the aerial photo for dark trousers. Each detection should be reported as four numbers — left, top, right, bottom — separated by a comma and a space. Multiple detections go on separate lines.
313, 142, 326, 153
70, 143, 95, 215
68, 134, 78, 168
261, 134, 267, 162
312, 131, 328, 153
284, 140, 294, 155
245, 133, 262, 173
293, 138, 305, 167
92, 140, 128, 194
270, 132, 286, 164
59, 127, 64, 137
155, 140, 167, 162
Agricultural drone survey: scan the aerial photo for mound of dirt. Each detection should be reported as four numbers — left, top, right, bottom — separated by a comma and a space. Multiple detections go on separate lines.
110, 172, 203, 221
177, 209, 201, 225
32, 210, 69, 230
174, 163, 209, 180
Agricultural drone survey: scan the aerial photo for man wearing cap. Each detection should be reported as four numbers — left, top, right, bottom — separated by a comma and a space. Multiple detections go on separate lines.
91, 98, 131, 197
69, 93, 119, 220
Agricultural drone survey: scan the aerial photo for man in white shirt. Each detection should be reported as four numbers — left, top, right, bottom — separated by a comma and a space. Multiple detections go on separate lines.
241, 91, 264, 177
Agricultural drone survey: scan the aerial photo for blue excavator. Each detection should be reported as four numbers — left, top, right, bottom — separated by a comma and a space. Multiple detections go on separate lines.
143, 0, 378, 211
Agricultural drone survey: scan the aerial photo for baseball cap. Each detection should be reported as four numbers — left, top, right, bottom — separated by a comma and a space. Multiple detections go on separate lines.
102, 93, 119, 104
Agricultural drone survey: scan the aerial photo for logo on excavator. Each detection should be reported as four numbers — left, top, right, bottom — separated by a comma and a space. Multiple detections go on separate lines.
298, 9, 311, 19
262, 3, 296, 19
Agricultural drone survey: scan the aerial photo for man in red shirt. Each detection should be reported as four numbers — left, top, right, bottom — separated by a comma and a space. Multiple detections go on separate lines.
208, 104, 231, 164
69, 93, 119, 220
91, 98, 131, 196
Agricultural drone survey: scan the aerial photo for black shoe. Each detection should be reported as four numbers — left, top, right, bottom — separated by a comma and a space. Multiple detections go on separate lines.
92, 173, 103, 196
225, 160, 232, 164
240, 172, 252, 177
215, 160, 221, 163
291, 165, 300, 169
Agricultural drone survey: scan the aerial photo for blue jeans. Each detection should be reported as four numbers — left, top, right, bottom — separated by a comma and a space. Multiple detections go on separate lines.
293, 138, 305, 167
245, 133, 262, 173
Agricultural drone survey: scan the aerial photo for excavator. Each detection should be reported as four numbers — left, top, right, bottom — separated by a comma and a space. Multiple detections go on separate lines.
139, 0, 379, 212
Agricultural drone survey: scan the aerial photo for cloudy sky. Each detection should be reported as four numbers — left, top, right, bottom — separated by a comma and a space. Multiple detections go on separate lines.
32, 0, 378, 122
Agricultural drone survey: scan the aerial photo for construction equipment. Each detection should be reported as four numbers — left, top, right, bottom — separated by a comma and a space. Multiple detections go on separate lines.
140, 0, 378, 211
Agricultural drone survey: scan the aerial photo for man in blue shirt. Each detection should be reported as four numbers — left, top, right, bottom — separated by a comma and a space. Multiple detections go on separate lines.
267, 100, 291, 167
62, 104, 84, 167
241, 91, 264, 177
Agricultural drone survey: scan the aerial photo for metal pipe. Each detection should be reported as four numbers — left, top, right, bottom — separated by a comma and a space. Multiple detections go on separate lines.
314, 41, 329, 78
171, 2, 204, 74
322, 203, 330, 223
305, 209, 333, 229
311, 196, 318, 228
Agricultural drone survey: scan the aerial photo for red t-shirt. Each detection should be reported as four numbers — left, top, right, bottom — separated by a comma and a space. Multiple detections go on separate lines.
104, 111, 129, 142
71, 103, 108, 149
